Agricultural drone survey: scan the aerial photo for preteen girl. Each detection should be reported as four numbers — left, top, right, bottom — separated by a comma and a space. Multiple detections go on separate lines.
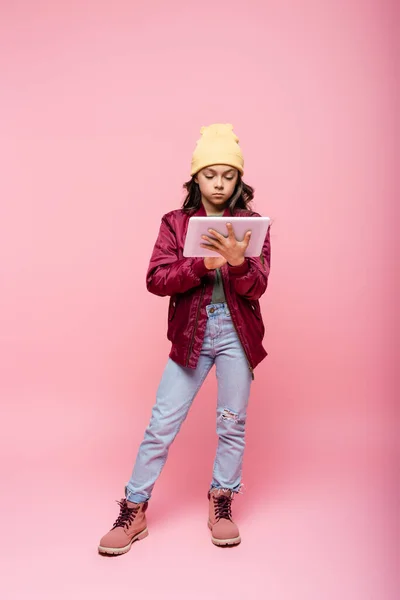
98, 123, 271, 554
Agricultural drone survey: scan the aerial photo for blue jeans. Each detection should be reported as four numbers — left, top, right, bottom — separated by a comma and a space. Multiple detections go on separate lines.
125, 302, 252, 503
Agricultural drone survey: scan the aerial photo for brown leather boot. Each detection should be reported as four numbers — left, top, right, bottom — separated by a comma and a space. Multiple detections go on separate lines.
208, 488, 241, 547
98, 498, 149, 555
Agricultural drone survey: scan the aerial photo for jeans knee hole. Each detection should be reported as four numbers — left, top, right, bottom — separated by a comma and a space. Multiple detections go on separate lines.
221, 408, 239, 423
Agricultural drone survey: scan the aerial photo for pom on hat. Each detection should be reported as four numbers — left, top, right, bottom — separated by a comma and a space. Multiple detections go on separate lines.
191, 123, 244, 176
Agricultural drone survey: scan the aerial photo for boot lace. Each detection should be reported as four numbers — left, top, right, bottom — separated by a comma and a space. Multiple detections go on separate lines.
112, 499, 139, 530
213, 495, 233, 521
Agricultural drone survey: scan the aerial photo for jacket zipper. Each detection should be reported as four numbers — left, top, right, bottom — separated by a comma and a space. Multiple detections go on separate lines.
186, 283, 206, 367
220, 271, 255, 381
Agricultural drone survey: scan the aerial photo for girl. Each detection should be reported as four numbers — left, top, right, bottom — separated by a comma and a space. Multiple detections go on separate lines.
98, 123, 271, 554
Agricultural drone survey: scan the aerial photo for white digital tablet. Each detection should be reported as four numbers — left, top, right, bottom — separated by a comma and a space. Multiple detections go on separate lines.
183, 216, 271, 258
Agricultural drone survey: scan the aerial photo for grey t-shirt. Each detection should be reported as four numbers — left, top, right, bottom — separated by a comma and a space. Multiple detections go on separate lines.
212, 267, 226, 304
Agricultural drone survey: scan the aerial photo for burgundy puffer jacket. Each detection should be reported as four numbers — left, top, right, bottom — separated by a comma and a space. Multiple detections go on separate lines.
146, 203, 271, 378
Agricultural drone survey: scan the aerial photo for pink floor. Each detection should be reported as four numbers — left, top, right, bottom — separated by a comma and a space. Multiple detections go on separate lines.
4, 411, 396, 600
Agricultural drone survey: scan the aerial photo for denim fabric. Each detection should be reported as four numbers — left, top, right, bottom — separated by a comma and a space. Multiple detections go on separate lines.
125, 302, 252, 503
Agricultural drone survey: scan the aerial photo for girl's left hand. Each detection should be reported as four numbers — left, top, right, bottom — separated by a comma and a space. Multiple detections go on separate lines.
200, 223, 251, 266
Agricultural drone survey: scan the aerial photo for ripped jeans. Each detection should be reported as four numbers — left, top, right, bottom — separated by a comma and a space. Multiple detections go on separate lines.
125, 302, 253, 503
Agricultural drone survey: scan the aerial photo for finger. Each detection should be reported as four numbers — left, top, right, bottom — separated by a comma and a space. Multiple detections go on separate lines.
226, 223, 236, 239
202, 234, 223, 247
208, 228, 225, 241
244, 230, 252, 246
200, 243, 219, 250
200, 244, 225, 256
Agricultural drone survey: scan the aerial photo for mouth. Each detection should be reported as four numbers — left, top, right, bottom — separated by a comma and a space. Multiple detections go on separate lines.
212, 193, 225, 197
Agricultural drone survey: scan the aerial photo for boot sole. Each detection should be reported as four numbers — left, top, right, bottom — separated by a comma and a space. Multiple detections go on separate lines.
98, 527, 149, 555
208, 521, 241, 547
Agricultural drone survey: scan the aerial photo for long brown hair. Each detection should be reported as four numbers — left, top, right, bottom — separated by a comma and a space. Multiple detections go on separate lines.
182, 174, 254, 214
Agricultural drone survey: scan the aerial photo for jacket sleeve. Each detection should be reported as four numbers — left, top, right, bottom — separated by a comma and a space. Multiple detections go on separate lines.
146, 214, 209, 297
227, 226, 271, 301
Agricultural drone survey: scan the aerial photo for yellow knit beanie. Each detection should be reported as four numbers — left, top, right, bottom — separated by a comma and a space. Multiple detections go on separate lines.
191, 123, 244, 176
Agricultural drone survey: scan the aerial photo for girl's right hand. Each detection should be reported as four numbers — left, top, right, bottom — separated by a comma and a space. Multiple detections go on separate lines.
204, 256, 227, 270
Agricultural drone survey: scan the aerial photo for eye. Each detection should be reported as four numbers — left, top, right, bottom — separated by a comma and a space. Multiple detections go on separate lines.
225, 176, 234, 180
204, 175, 214, 179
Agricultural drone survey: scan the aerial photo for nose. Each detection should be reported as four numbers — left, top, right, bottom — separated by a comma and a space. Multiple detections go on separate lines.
214, 176, 224, 189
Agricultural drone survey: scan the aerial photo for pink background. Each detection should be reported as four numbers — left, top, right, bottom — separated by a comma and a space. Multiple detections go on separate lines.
1, 1, 398, 599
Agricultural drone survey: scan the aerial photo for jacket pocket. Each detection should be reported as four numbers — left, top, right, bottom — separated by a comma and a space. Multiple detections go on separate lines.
168, 295, 178, 321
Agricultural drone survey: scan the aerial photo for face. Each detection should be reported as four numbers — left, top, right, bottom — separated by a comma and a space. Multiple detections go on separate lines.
195, 165, 239, 214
